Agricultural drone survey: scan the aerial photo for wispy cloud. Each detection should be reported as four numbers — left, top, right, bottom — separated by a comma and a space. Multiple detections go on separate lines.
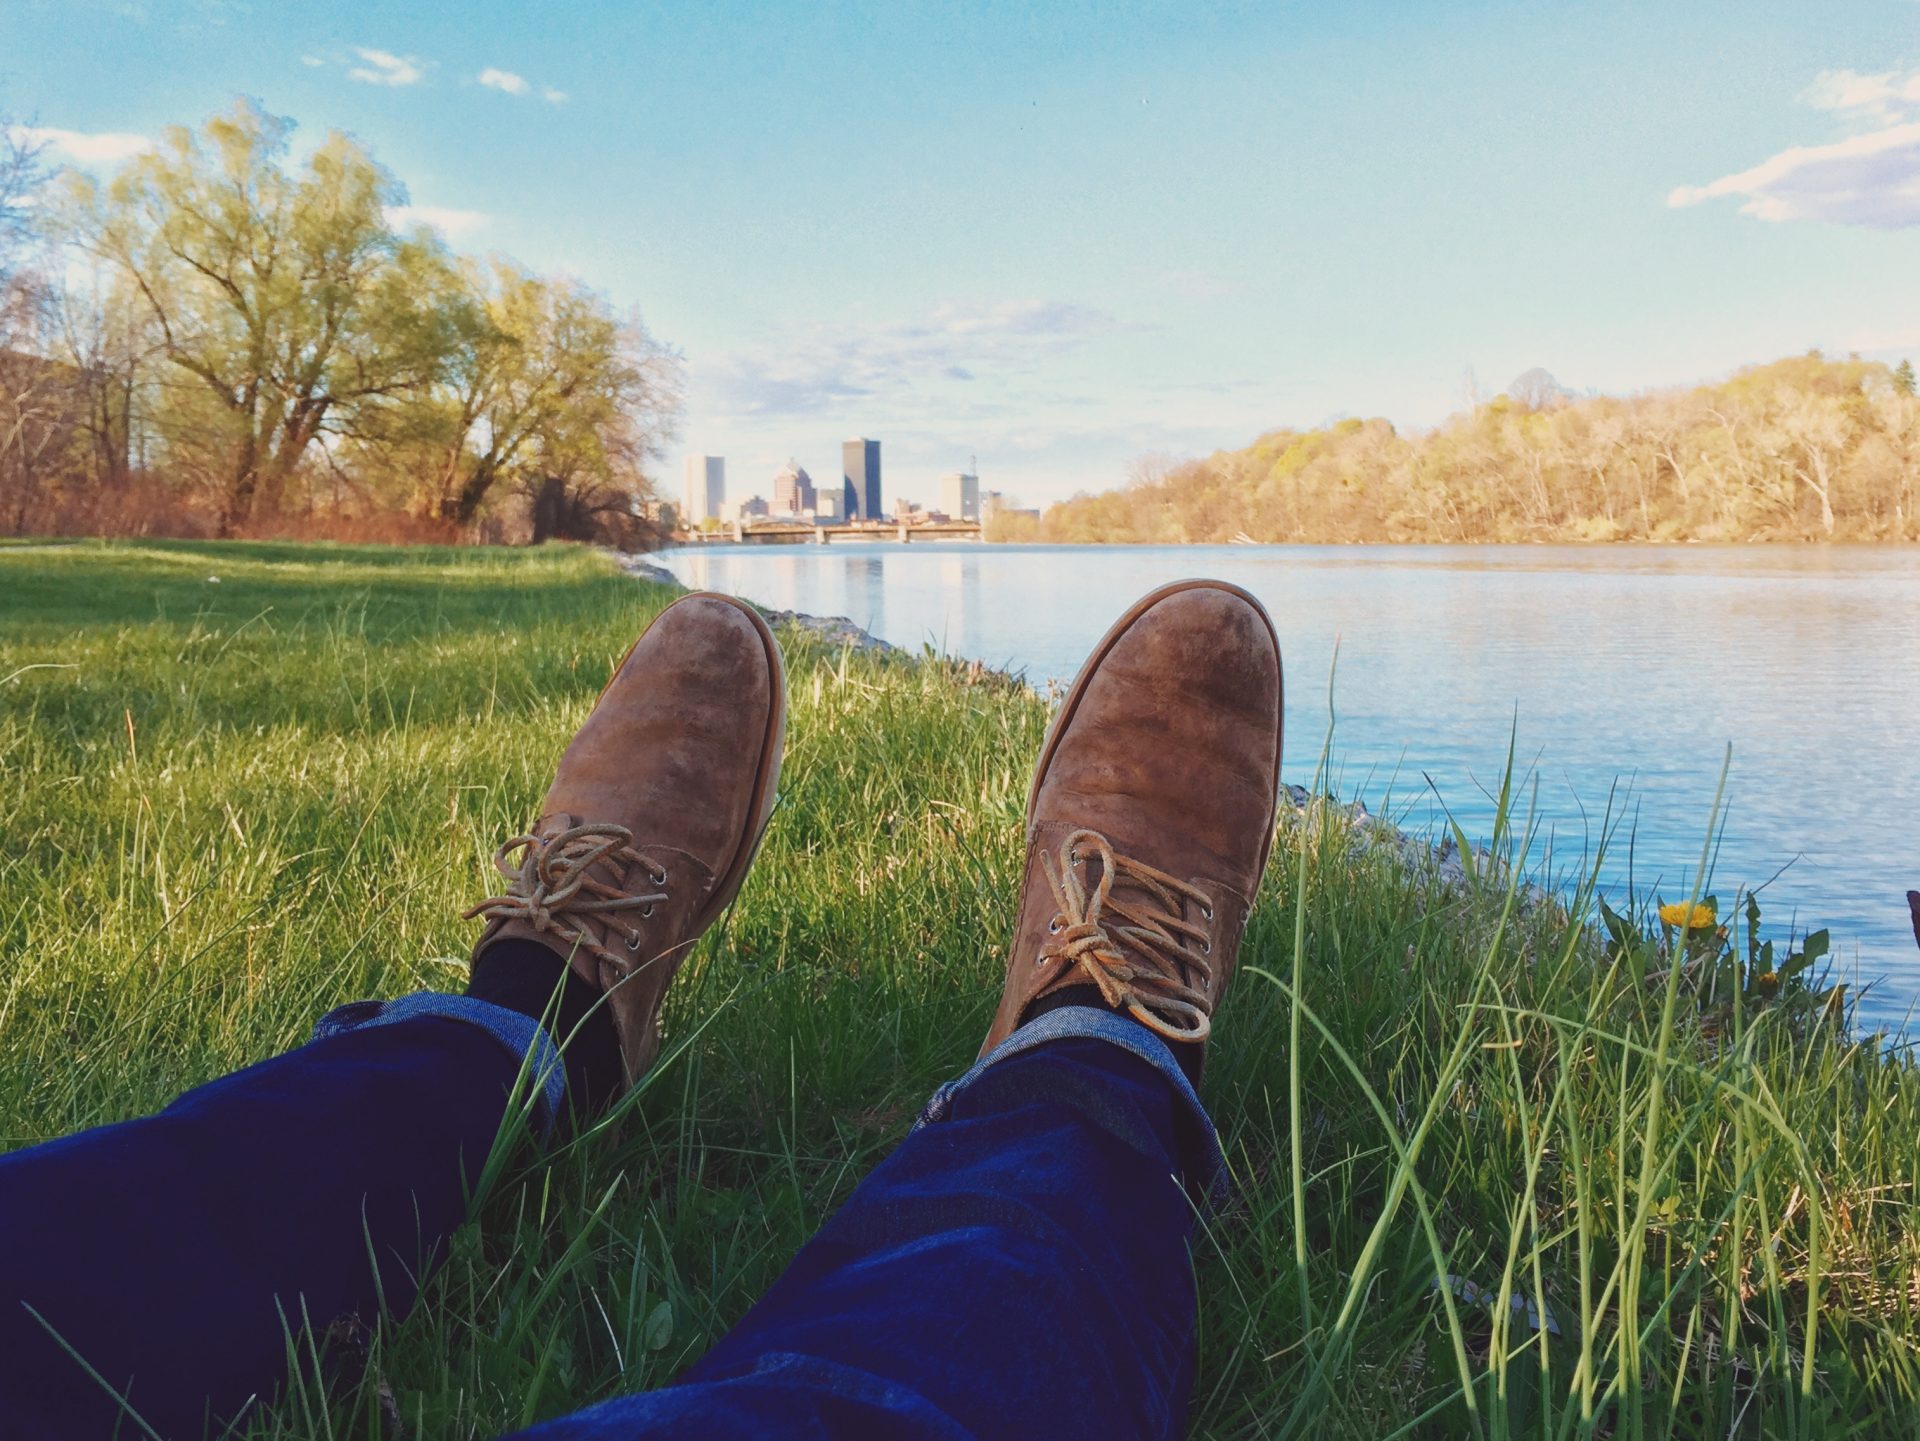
1672, 64, 1920, 228
705, 299, 1117, 418
476, 66, 568, 104
1669, 124, 1920, 228
386, 204, 489, 239
10, 125, 153, 165
477, 67, 528, 95
1802, 67, 1920, 125
349, 47, 424, 87
300, 54, 325, 69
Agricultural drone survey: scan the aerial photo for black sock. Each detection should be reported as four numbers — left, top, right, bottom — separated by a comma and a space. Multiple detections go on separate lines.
1019, 983, 1206, 1087
468, 940, 626, 1122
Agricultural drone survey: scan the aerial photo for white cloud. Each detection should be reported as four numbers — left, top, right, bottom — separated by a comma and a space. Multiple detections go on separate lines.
705, 299, 1118, 418
1672, 65, 1920, 228
928, 298, 1110, 337
1669, 121, 1920, 228
1802, 68, 1920, 125
348, 47, 424, 87
300, 54, 325, 68
386, 204, 489, 239
10, 125, 153, 165
477, 67, 528, 95
476, 67, 568, 103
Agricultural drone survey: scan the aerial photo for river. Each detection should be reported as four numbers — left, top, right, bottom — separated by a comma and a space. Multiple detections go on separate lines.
657, 541, 1920, 1031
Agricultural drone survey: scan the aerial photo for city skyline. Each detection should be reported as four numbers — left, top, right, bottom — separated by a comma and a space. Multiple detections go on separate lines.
688, 438, 996, 525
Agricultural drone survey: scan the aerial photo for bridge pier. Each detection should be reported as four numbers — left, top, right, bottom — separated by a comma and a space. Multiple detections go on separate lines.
897, 522, 911, 543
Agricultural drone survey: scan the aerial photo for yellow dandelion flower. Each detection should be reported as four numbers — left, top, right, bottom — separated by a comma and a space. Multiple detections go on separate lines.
1658, 901, 1717, 930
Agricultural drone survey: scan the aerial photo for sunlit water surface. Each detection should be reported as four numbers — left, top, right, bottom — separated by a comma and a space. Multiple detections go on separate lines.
658, 542, 1920, 1030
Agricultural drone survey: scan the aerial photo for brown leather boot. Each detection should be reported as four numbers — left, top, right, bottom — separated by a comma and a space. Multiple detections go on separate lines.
466, 592, 784, 1085
980, 579, 1283, 1060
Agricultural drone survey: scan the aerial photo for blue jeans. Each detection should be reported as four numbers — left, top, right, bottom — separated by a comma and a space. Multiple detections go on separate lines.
0, 998, 1223, 1440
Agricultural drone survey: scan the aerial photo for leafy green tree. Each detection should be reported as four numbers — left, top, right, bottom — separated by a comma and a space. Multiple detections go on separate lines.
58, 100, 458, 532
516, 306, 682, 545
355, 258, 680, 529
1894, 359, 1916, 398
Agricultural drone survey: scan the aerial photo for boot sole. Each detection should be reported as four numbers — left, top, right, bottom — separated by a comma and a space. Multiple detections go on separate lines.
1025, 577, 1285, 886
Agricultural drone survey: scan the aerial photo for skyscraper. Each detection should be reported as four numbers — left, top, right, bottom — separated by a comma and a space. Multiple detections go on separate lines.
683, 454, 725, 524
842, 438, 881, 521
940, 471, 980, 521
772, 460, 815, 515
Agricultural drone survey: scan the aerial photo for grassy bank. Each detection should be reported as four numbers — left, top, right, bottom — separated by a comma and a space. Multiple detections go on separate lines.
4, 540, 1919, 1439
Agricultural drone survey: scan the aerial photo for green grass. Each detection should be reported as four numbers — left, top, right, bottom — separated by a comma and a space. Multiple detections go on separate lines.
4, 538, 1920, 1439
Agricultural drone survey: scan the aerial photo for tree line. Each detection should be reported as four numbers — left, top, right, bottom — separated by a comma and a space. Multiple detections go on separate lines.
993, 355, 1920, 544
1, 100, 680, 544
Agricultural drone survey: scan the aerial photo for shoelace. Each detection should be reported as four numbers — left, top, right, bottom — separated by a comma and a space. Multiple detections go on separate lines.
1038, 828, 1217, 1042
464, 822, 668, 971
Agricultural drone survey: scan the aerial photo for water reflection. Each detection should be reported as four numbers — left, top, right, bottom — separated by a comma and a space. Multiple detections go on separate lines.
658, 542, 1920, 1029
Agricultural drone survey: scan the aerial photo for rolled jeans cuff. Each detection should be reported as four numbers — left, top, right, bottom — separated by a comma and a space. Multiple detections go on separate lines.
915, 1005, 1229, 1208
313, 992, 567, 1137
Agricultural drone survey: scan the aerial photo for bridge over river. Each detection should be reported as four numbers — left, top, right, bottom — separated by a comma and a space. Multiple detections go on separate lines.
673, 520, 983, 545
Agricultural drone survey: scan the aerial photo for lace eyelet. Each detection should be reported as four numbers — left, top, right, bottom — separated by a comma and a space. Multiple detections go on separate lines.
1047, 914, 1064, 935
650, 866, 668, 886
640, 903, 655, 918
1200, 903, 1214, 922
1202, 940, 1212, 956
624, 931, 643, 951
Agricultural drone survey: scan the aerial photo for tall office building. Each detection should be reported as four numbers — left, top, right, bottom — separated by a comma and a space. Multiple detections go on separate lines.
940, 471, 980, 521
842, 438, 881, 521
683, 454, 725, 524
772, 460, 815, 515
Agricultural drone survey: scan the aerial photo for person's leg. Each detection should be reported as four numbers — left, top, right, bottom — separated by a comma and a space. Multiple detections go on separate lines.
0, 992, 563, 1440
513, 579, 1285, 1441
0, 591, 787, 1440
514, 1012, 1222, 1441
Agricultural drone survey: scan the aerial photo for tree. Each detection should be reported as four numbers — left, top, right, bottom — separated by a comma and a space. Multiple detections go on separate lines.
0, 117, 61, 531
1894, 359, 1916, 398
1772, 392, 1850, 536
372, 259, 681, 528
49, 269, 145, 491
518, 310, 682, 546
0, 115, 45, 310
1507, 367, 1572, 412
1030, 352, 1914, 544
1866, 386, 1920, 535
58, 100, 458, 533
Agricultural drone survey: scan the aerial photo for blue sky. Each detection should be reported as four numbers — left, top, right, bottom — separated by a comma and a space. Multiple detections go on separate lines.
5, 0, 1919, 508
